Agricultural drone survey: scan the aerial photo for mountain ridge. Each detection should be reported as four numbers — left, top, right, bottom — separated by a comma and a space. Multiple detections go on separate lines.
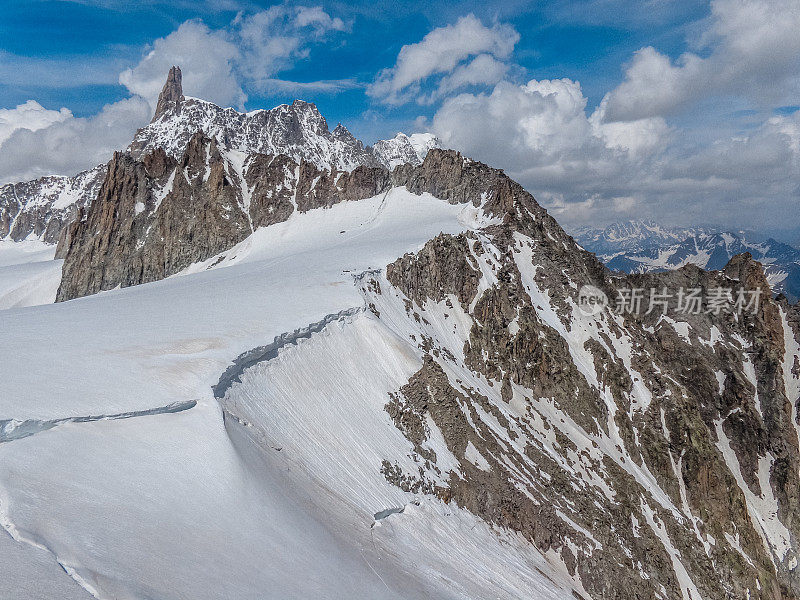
4, 67, 800, 600
0, 66, 440, 250
575, 220, 800, 301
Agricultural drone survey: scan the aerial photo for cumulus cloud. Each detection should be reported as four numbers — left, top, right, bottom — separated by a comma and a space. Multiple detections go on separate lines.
374, 4, 797, 230
0, 96, 151, 184
368, 15, 519, 104
603, 0, 800, 121
293, 6, 346, 33
119, 20, 244, 111
0, 101, 73, 147
235, 6, 348, 93
428, 76, 798, 229
0, 5, 349, 183
117, 6, 349, 109
431, 78, 668, 173
419, 54, 509, 104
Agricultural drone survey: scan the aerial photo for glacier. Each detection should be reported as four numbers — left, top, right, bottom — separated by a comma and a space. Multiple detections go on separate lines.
0, 189, 580, 599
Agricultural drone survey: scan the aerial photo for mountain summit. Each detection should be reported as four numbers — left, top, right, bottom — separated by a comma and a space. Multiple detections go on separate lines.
153, 65, 184, 122
131, 68, 441, 172
0, 67, 440, 248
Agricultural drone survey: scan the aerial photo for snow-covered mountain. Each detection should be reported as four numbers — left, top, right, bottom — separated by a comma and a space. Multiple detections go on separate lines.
0, 165, 105, 245
0, 66, 439, 249
128, 66, 439, 172
575, 221, 800, 301
573, 219, 718, 256
372, 132, 440, 168
2, 68, 800, 600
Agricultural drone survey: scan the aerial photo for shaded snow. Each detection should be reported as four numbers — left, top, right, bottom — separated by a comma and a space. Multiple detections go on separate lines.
0, 241, 61, 309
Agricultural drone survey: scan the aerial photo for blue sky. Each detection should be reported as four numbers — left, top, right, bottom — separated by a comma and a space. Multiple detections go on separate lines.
0, 0, 705, 131
0, 0, 798, 233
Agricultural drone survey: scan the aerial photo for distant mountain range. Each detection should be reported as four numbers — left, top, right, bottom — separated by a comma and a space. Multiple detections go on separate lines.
573, 219, 800, 301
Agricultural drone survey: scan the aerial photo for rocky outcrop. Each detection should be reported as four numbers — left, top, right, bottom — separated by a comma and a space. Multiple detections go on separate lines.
0, 165, 105, 245
55, 147, 530, 301
372, 186, 800, 599
57, 136, 251, 301
60, 138, 475, 301
152, 65, 184, 122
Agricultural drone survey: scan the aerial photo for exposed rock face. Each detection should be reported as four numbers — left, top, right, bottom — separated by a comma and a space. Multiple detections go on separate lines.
28, 65, 800, 598
57, 135, 413, 301
393, 148, 518, 213
0, 166, 105, 245
153, 65, 184, 122
57, 136, 251, 301
363, 176, 800, 599
0, 68, 443, 252
56, 147, 522, 301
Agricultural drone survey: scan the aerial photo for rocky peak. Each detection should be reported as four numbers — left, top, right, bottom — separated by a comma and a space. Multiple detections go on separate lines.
153, 66, 184, 122
724, 251, 772, 294
375, 186, 800, 599
332, 123, 357, 143
1, 67, 445, 249
56, 146, 524, 301
129, 67, 440, 172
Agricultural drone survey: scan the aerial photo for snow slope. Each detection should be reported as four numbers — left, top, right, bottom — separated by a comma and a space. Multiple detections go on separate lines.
0, 240, 62, 309
0, 189, 578, 599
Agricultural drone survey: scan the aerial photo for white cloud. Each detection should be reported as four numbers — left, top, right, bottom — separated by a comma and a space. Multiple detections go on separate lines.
420, 54, 509, 104
427, 76, 800, 229
234, 6, 348, 93
293, 6, 346, 33
603, 0, 800, 121
0, 96, 151, 184
589, 96, 671, 158
431, 78, 668, 174
119, 20, 245, 111
0, 101, 73, 148
117, 6, 348, 108
368, 15, 519, 104
0, 6, 349, 183
388, 4, 798, 230
1, 18, 249, 184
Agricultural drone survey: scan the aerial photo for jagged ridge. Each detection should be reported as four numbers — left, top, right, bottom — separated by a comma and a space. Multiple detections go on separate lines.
0, 65, 440, 248
56, 141, 510, 301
